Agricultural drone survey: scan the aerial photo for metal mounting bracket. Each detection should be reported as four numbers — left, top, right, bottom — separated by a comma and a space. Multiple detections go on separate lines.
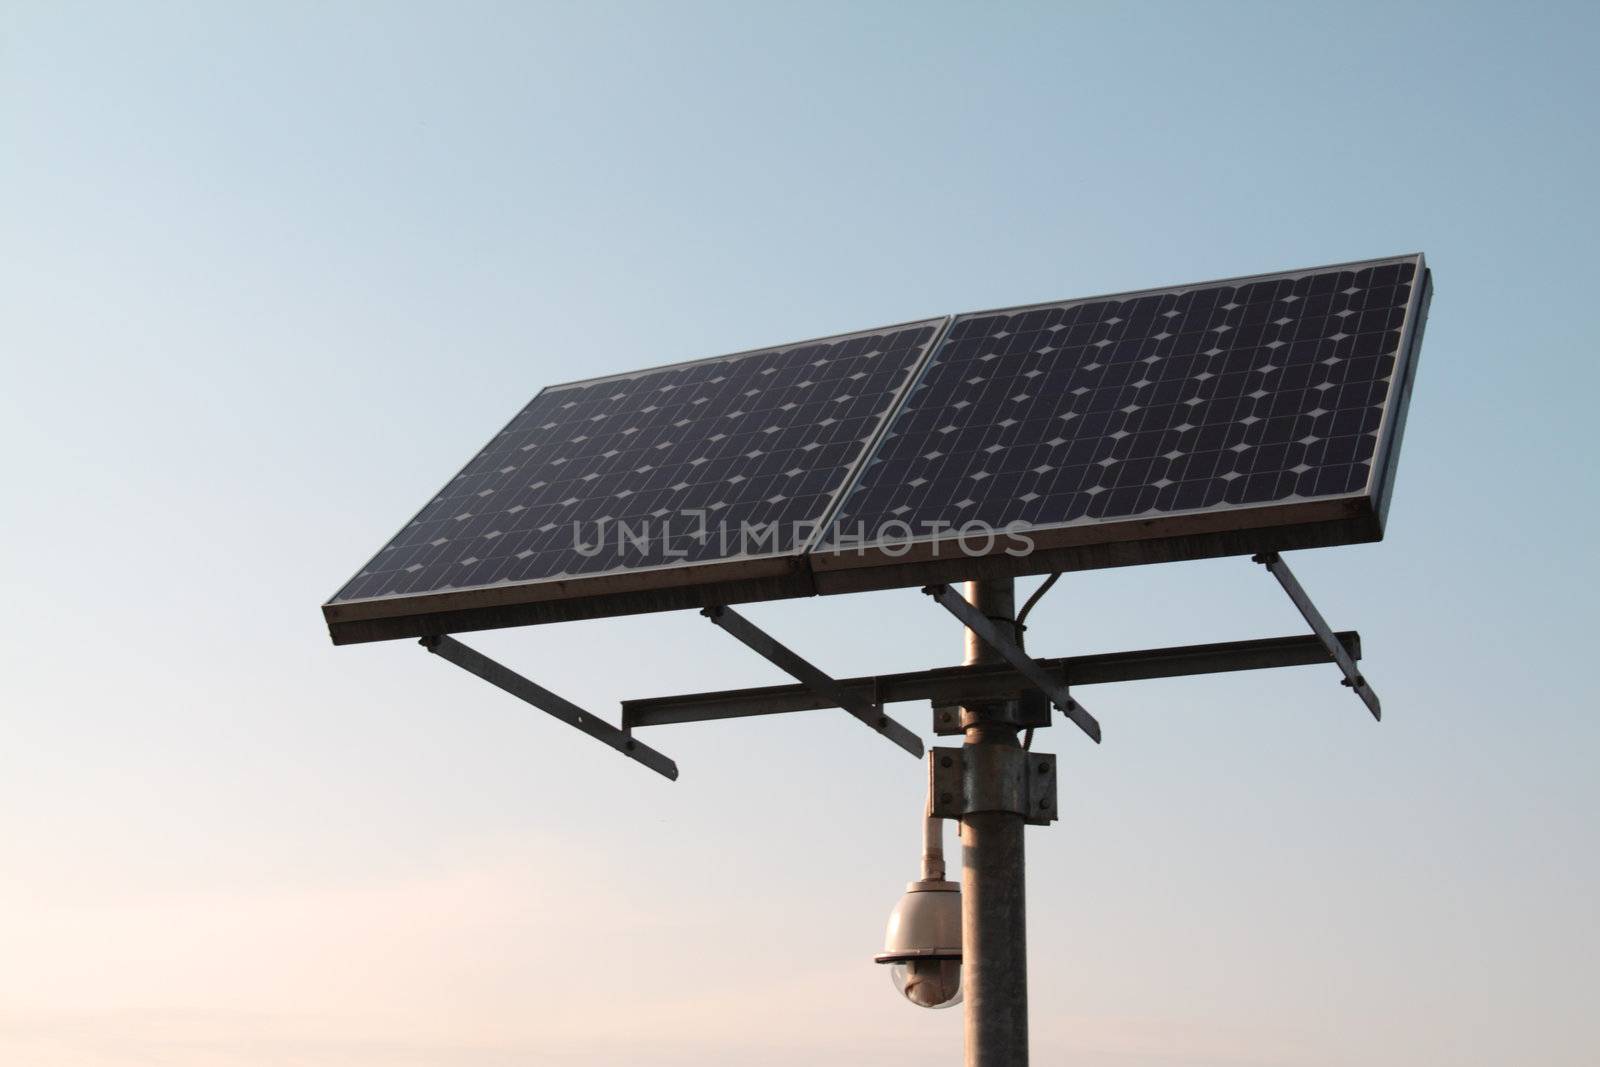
1252, 552, 1381, 720
421, 634, 679, 780
928, 746, 1057, 825
701, 606, 924, 759
931, 689, 1052, 736
921, 584, 1102, 744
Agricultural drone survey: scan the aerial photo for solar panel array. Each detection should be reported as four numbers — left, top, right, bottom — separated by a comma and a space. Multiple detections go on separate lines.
326, 255, 1427, 641
821, 258, 1420, 550
332, 321, 944, 605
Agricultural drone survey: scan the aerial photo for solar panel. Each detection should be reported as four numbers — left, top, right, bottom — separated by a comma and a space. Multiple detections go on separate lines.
324, 320, 946, 643
811, 254, 1430, 592
324, 254, 1430, 644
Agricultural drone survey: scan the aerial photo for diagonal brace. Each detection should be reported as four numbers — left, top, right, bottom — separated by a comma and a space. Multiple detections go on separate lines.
701, 607, 924, 759
922, 584, 1102, 744
421, 634, 679, 780
1252, 552, 1381, 721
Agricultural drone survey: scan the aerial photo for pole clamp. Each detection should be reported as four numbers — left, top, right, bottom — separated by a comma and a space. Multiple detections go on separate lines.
928, 746, 1057, 826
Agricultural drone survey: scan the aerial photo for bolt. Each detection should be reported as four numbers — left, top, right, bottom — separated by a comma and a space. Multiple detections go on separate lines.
1037, 761, 1049, 774
940, 755, 954, 769
940, 792, 954, 805
1039, 799, 1049, 810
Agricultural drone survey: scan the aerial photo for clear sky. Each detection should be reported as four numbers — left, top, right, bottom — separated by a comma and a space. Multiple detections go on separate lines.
2, 2, 1596, 1064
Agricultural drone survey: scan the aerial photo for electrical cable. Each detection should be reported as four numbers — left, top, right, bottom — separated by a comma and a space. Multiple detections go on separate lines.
1015, 571, 1061, 632
1015, 572, 1062, 753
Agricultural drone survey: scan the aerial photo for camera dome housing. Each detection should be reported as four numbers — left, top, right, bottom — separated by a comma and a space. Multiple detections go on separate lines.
875, 878, 962, 1009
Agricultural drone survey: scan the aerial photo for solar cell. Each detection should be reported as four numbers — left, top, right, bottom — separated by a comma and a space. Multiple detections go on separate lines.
324, 320, 946, 642
811, 255, 1429, 590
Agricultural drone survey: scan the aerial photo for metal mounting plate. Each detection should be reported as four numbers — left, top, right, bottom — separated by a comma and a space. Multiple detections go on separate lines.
931, 690, 1052, 736
929, 747, 1057, 825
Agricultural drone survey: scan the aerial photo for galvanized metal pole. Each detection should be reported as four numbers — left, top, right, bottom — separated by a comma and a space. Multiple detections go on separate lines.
959, 578, 1028, 1066
923, 813, 947, 882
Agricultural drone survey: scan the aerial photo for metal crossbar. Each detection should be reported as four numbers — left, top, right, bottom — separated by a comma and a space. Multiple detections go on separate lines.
621, 631, 1363, 729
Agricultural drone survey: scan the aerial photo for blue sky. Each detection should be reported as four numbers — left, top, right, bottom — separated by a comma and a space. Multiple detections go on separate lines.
2, 2, 1596, 1064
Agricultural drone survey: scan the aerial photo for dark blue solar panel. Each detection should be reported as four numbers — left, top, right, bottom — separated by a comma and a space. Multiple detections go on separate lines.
821, 257, 1423, 549
332, 321, 944, 604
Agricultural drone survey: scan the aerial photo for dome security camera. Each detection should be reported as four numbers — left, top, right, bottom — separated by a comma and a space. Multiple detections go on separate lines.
875, 876, 963, 1008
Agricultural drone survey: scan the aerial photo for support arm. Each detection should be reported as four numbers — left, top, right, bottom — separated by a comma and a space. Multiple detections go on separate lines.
702, 606, 924, 759
1253, 552, 1381, 721
421, 635, 679, 780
